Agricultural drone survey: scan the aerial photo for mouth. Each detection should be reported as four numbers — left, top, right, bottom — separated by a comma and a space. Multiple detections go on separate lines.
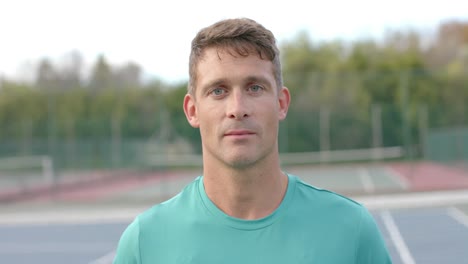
224, 130, 256, 137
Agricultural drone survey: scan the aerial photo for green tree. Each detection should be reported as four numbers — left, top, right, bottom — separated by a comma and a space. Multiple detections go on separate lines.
89, 55, 114, 91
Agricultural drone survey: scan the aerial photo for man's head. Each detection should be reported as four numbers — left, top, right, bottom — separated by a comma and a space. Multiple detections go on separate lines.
188, 18, 283, 94
183, 18, 290, 170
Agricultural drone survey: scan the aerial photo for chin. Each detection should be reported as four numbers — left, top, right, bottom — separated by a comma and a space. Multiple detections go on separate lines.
225, 154, 260, 169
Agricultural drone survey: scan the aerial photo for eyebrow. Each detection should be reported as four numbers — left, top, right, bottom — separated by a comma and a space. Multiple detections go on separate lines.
200, 75, 273, 94
244, 75, 273, 87
200, 78, 229, 95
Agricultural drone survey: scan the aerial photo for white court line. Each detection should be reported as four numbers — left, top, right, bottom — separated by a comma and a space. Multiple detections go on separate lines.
357, 189, 468, 210
2, 190, 468, 226
384, 167, 410, 190
380, 211, 416, 264
0, 207, 145, 226
447, 207, 468, 228
89, 250, 116, 264
0, 242, 112, 254
358, 168, 374, 193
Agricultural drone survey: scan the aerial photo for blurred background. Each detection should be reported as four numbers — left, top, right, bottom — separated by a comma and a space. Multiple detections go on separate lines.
0, 1, 467, 263
0, 6, 467, 197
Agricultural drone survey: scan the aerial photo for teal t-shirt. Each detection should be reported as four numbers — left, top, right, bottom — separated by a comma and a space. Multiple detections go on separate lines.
113, 174, 392, 263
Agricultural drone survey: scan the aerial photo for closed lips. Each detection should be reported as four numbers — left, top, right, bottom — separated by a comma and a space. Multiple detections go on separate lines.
224, 130, 255, 136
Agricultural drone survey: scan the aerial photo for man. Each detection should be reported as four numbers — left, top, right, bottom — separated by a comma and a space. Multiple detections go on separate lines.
113, 18, 392, 263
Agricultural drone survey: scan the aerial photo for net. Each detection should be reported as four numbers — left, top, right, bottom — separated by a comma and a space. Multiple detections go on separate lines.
0, 155, 54, 192
143, 146, 404, 169
280, 146, 403, 165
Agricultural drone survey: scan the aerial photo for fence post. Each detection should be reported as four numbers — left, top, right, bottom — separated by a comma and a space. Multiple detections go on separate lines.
418, 104, 428, 159
111, 114, 122, 168
47, 91, 57, 169
42, 155, 55, 185
320, 106, 330, 162
21, 119, 33, 156
371, 104, 383, 160
400, 72, 411, 160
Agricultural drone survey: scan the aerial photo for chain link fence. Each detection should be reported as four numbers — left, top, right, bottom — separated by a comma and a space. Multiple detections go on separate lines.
0, 71, 466, 181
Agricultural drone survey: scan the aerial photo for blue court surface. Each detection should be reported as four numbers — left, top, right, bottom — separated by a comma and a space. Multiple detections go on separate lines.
1, 164, 468, 264
1, 198, 468, 264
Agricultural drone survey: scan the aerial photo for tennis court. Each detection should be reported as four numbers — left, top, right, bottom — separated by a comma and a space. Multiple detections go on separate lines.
1, 161, 468, 264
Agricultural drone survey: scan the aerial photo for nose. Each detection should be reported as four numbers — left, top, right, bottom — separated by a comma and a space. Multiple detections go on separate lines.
226, 90, 250, 120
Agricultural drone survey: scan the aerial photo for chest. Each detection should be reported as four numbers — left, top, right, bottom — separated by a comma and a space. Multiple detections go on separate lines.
139, 221, 357, 264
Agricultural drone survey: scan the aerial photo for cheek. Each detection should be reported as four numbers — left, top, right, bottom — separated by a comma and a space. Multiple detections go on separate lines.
198, 113, 218, 136
261, 104, 281, 130
261, 101, 279, 118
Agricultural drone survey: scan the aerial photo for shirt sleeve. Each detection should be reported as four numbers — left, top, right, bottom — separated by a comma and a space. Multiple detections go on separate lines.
113, 216, 142, 264
355, 206, 393, 264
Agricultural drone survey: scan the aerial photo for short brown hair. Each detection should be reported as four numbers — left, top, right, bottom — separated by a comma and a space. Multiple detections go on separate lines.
188, 18, 283, 94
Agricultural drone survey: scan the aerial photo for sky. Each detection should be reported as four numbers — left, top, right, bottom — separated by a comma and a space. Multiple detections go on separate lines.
0, 0, 467, 84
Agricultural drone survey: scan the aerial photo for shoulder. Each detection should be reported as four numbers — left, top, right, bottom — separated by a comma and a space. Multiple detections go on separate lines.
355, 208, 392, 263
292, 174, 364, 212
113, 216, 141, 263
290, 174, 372, 230
138, 176, 201, 225
128, 175, 201, 232
113, 176, 201, 263
290, 175, 391, 262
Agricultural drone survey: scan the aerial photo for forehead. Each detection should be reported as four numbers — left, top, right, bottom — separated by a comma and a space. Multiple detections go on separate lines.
195, 47, 275, 87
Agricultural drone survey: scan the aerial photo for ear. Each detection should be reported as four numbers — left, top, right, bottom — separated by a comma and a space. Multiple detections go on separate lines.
183, 93, 200, 128
278, 87, 290, 120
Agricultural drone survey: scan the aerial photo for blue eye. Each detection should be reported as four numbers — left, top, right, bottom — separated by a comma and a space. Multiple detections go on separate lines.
249, 85, 263, 92
211, 88, 225, 96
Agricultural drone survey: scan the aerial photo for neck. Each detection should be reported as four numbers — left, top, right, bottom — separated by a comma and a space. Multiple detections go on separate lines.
202, 156, 288, 220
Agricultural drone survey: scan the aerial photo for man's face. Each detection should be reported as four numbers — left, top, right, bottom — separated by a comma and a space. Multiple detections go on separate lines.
184, 47, 290, 169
